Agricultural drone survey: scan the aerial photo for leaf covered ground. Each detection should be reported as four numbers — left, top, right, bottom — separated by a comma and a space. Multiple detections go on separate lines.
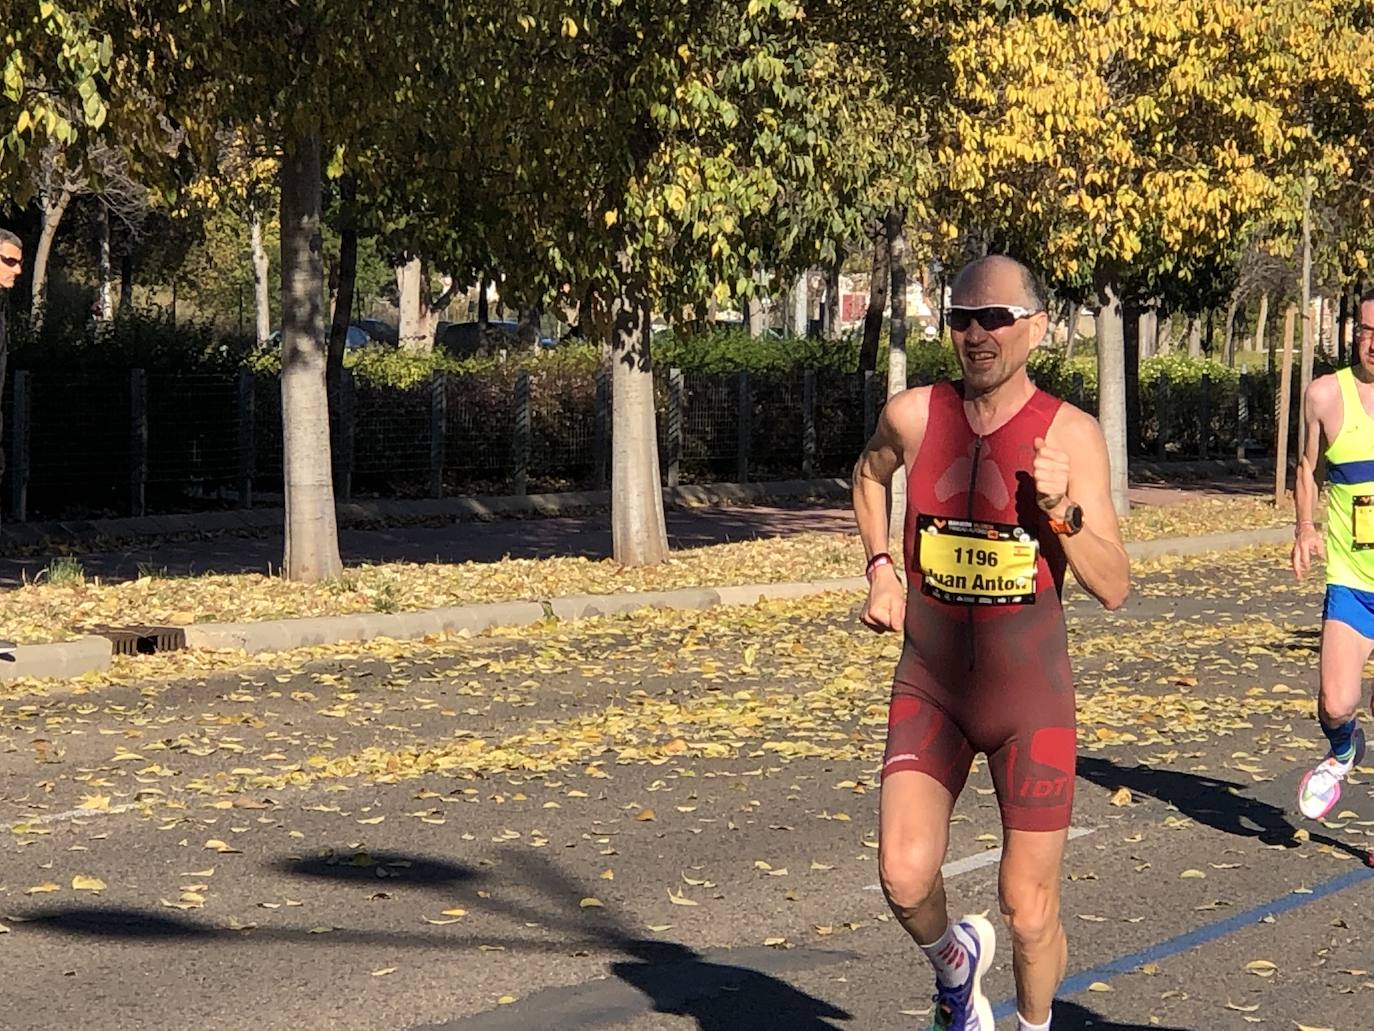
0, 542, 1367, 1031
0, 494, 1296, 645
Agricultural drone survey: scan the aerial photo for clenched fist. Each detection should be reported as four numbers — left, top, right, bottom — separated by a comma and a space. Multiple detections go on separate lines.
860, 567, 905, 633
1033, 436, 1071, 513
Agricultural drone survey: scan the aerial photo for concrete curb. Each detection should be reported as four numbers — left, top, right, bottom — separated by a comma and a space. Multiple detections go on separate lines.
0, 524, 1296, 682
0, 636, 113, 682
1125, 525, 1292, 561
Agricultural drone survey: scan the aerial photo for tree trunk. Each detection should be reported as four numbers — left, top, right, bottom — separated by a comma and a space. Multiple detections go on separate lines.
477, 275, 490, 329
397, 256, 431, 351
278, 128, 342, 583
1187, 316, 1202, 357
860, 224, 890, 375
30, 184, 72, 325
1155, 313, 1171, 354
1123, 298, 1142, 456
250, 204, 272, 344
791, 271, 808, 337
1299, 182, 1315, 430
746, 275, 767, 338
517, 303, 542, 349
1255, 291, 1270, 372
1065, 302, 1079, 359
119, 248, 133, 310
1096, 282, 1130, 515
885, 206, 909, 537
825, 258, 842, 340
97, 207, 114, 320
887, 207, 908, 382
1275, 305, 1298, 504
1223, 297, 1239, 365
1338, 288, 1349, 367
326, 176, 357, 391
937, 270, 947, 339
610, 252, 669, 566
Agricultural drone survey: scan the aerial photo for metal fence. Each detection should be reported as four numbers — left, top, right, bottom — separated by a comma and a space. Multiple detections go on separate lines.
0, 363, 1292, 521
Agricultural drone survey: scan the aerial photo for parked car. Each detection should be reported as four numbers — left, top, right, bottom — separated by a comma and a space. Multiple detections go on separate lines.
265, 323, 386, 350
354, 318, 398, 346
435, 320, 554, 358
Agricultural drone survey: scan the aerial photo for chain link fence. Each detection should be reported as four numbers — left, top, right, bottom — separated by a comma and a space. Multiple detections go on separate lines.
0, 362, 1291, 521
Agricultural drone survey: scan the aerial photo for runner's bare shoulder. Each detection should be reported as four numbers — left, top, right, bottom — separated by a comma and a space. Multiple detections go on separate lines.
881, 384, 934, 450
1044, 399, 1105, 451
1305, 373, 1343, 432
1306, 372, 1341, 409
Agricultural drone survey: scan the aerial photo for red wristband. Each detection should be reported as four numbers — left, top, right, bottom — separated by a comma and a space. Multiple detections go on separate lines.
866, 552, 895, 582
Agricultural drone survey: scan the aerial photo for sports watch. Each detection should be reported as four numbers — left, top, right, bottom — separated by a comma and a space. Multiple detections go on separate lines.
1048, 502, 1084, 537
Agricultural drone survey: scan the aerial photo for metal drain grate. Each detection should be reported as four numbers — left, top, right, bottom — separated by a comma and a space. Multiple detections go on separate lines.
84, 625, 188, 656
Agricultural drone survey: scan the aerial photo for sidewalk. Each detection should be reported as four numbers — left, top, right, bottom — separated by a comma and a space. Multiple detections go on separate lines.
0, 473, 1274, 589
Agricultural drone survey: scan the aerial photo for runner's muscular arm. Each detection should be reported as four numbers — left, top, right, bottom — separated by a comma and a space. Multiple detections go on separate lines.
1039, 407, 1130, 610
1292, 376, 1336, 578
852, 388, 928, 632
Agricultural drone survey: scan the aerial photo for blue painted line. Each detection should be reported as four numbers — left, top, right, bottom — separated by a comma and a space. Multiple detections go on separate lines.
991, 862, 1374, 1021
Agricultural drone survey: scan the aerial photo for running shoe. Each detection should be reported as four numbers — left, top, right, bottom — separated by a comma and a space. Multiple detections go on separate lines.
931, 913, 996, 1031
1298, 725, 1367, 820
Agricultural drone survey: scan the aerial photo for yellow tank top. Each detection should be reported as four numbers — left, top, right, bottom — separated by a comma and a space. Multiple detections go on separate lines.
1324, 367, 1374, 590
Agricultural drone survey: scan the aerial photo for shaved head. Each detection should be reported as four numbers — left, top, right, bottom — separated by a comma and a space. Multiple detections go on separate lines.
950, 255, 1044, 311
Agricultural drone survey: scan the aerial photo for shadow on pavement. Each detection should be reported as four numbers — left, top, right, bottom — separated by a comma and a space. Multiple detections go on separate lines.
1054, 1000, 1195, 1030
0, 502, 859, 587
1077, 756, 1371, 863
608, 939, 851, 1031
19, 851, 853, 1030
482, 854, 853, 1030
270, 850, 482, 887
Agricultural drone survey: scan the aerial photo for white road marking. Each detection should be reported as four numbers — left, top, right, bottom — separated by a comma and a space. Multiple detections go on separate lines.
862, 825, 1098, 891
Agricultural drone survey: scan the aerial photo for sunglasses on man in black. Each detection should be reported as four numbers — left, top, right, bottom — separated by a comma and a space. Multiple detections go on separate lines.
945, 304, 1041, 333
0, 255, 20, 269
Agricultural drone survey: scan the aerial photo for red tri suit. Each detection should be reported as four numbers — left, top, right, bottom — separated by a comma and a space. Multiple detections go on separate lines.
883, 380, 1076, 832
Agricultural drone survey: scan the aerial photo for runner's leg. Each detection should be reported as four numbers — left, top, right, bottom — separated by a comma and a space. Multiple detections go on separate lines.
1319, 616, 1372, 730
998, 826, 1069, 1026
878, 769, 957, 945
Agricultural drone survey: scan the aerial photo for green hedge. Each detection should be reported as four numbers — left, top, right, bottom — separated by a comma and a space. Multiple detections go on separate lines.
11, 308, 1315, 403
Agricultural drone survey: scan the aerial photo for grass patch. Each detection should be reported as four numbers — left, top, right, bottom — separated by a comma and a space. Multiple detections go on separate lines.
41, 556, 85, 587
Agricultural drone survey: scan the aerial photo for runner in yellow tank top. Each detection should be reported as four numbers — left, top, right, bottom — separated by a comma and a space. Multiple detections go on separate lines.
1292, 292, 1374, 819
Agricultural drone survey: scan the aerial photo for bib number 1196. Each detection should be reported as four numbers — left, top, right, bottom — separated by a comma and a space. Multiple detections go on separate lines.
917, 515, 1039, 606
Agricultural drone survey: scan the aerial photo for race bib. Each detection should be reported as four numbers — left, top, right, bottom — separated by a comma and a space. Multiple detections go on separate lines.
1354, 495, 1374, 550
917, 515, 1039, 606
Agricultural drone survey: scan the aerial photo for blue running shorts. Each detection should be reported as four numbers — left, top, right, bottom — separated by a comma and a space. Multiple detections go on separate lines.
1323, 584, 1374, 639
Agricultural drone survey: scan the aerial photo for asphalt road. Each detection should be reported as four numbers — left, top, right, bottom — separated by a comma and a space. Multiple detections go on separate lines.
0, 545, 1368, 1030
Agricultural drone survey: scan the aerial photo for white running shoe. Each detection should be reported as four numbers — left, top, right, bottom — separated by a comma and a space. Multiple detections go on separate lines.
1298, 726, 1366, 821
930, 913, 996, 1030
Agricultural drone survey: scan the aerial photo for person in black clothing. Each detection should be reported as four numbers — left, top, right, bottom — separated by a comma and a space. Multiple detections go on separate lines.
0, 228, 21, 659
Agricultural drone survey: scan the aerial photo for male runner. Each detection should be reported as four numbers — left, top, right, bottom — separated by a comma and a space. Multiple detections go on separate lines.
853, 255, 1130, 1030
1291, 291, 1374, 819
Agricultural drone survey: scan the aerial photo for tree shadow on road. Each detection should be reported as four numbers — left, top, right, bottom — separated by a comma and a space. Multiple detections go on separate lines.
606, 939, 853, 1031
271, 850, 483, 887
468, 853, 854, 1030
1077, 755, 1370, 862
1053, 1000, 1195, 1030
21, 850, 854, 1030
